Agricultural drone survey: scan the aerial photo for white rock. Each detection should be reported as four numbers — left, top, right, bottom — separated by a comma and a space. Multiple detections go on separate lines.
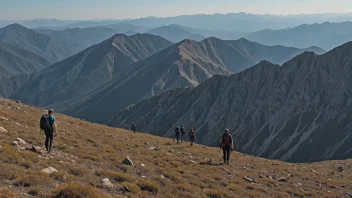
0, 127, 8, 133
102, 178, 113, 188
14, 122, 21, 126
15, 138, 26, 145
41, 167, 58, 174
0, 116, 8, 121
141, 163, 145, 167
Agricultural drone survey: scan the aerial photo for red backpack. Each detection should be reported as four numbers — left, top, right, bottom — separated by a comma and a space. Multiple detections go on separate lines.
221, 133, 232, 146
189, 130, 195, 137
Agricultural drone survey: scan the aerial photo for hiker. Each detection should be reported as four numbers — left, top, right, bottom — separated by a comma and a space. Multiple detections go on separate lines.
220, 128, 233, 165
189, 128, 195, 146
131, 123, 136, 133
180, 125, 186, 143
174, 126, 180, 144
40, 109, 57, 153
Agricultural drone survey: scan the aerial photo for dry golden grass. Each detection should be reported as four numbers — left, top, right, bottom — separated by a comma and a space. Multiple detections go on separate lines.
0, 98, 351, 197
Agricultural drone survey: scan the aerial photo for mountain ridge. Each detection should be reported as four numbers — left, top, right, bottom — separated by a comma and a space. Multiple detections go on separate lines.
111, 41, 352, 162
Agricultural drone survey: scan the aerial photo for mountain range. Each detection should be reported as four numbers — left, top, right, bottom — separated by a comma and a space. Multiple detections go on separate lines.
0, 31, 325, 124
147, 25, 205, 42
247, 22, 352, 50
0, 24, 82, 63
111, 42, 352, 162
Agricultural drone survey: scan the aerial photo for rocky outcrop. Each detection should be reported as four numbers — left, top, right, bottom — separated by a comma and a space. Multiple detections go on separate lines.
112, 42, 352, 162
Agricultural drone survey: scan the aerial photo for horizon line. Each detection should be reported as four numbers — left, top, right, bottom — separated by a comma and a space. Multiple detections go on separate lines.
2, 11, 352, 21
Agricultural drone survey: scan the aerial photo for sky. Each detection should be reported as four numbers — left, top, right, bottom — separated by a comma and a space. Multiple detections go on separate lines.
1, 0, 352, 20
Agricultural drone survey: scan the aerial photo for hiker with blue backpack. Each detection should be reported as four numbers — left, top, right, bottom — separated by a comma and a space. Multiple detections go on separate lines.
40, 109, 57, 153
220, 128, 233, 165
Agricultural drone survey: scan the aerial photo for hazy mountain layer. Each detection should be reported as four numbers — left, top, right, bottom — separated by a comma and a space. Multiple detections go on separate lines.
147, 25, 205, 42
247, 22, 352, 50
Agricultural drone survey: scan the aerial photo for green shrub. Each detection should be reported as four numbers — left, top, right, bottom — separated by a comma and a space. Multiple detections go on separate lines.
52, 182, 109, 198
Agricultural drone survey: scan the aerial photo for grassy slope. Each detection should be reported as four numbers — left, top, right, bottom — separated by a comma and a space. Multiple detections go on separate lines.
0, 98, 351, 198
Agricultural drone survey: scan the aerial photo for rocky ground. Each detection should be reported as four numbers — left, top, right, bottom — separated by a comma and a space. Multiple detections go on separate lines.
0, 98, 351, 198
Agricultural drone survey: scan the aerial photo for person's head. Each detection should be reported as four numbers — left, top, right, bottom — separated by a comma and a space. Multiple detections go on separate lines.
190, 128, 194, 131
48, 109, 54, 115
224, 128, 229, 133
182, 125, 184, 127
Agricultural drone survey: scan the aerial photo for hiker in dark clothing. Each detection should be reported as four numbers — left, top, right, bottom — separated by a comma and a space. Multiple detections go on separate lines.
41, 109, 57, 153
220, 128, 233, 165
174, 126, 180, 144
180, 125, 185, 143
188, 128, 195, 146
131, 123, 136, 133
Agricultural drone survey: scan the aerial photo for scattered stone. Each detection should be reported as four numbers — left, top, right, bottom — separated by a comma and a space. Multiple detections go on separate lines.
0, 127, 8, 133
11, 141, 19, 146
41, 167, 58, 174
102, 178, 113, 188
207, 159, 213, 164
141, 163, 145, 167
168, 150, 174, 153
144, 142, 149, 145
26, 145, 42, 154
15, 100, 20, 103
160, 175, 165, 179
16, 107, 20, 110
330, 185, 340, 189
243, 176, 257, 183
122, 185, 131, 192
0, 116, 8, 121
121, 157, 133, 166
277, 177, 288, 182
337, 166, 344, 172
14, 122, 21, 126
190, 160, 198, 164
15, 138, 26, 145
149, 146, 159, 151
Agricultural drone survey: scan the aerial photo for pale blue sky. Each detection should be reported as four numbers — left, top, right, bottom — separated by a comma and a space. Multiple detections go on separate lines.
1, 0, 352, 20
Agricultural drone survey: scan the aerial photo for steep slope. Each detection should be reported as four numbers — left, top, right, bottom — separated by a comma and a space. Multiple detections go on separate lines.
5, 34, 172, 109
147, 25, 205, 42
112, 42, 352, 162
0, 24, 81, 62
65, 37, 324, 123
0, 41, 50, 78
1, 98, 352, 197
246, 22, 352, 50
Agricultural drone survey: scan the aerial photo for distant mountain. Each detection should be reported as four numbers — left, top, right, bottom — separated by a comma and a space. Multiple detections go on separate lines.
37, 27, 118, 50
64, 37, 325, 123
125, 13, 352, 32
0, 24, 82, 62
1, 36, 325, 124
1, 34, 172, 109
112, 42, 352, 162
246, 22, 352, 50
147, 25, 205, 42
0, 41, 50, 78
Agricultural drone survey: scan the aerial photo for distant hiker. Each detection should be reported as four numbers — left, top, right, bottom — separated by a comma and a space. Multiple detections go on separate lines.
220, 128, 233, 165
188, 128, 195, 146
174, 126, 180, 144
180, 125, 186, 143
40, 109, 57, 153
131, 123, 136, 133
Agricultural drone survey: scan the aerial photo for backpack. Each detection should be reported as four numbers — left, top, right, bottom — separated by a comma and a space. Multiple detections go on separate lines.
221, 133, 232, 146
40, 115, 50, 131
189, 130, 195, 137
175, 127, 180, 133
181, 127, 185, 134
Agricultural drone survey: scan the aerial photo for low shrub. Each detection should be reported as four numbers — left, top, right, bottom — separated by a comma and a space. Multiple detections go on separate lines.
14, 171, 52, 187
121, 181, 141, 193
52, 182, 109, 198
137, 179, 160, 194
0, 188, 19, 198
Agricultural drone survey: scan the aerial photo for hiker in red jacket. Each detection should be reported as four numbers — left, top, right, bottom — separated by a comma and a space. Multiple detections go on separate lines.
220, 128, 233, 165
189, 128, 196, 146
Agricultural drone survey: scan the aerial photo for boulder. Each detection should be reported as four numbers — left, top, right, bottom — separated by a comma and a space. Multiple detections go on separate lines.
15, 138, 26, 145
26, 146, 42, 154
41, 167, 58, 174
0, 127, 8, 133
337, 166, 344, 172
102, 178, 113, 188
121, 157, 133, 166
